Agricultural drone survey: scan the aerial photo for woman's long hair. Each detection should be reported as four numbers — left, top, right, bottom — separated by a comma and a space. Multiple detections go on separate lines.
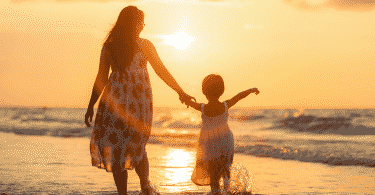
104, 6, 144, 70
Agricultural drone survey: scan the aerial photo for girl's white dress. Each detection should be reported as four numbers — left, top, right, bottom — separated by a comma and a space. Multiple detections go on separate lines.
191, 102, 234, 185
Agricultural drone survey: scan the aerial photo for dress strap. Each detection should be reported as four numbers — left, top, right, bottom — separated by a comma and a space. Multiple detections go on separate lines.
201, 103, 205, 114
137, 38, 144, 44
137, 38, 145, 48
137, 38, 146, 60
223, 101, 228, 112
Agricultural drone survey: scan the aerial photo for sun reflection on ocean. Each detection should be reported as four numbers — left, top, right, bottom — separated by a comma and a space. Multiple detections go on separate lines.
162, 148, 195, 192
165, 148, 193, 167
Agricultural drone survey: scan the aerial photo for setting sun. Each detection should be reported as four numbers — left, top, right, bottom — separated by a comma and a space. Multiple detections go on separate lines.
161, 31, 195, 51
1, 0, 375, 109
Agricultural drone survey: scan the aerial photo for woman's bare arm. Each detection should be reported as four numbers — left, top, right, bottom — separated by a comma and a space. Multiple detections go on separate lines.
88, 46, 111, 108
225, 88, 259, 109
85, 46, 111, 127
142, 39, 195, 104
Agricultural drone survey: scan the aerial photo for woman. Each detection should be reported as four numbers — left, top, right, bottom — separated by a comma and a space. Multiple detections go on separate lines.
84, 6, 194, 195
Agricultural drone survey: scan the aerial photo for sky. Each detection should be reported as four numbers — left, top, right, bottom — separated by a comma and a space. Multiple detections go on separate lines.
0, 0, 374, 109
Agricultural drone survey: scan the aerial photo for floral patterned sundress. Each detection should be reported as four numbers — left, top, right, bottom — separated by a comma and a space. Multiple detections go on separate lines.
90, 38, 153, 172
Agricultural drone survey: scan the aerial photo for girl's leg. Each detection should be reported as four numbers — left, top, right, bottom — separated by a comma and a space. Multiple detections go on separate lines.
135, 152, 151, 194
223, 168, 230, 194
209, 161, 221, 195
112, 165, 128, 195
209, 175, 221, 195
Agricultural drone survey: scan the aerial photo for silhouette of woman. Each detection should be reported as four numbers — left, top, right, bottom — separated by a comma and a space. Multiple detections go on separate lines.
84, 6, 195, 195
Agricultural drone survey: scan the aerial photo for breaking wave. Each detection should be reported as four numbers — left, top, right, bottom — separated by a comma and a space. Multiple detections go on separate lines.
1, 107, 375, 167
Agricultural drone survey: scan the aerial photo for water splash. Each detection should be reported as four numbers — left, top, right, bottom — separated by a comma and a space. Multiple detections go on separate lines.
219, 163, 253, 194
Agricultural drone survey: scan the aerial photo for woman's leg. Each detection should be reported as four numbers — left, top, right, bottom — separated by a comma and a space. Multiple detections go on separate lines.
112, 165, 128, 195
135, 152, 151, 194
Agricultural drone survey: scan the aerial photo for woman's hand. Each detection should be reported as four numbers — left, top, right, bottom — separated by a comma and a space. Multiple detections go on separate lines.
85, 107, 94, 128
179, 92, 196, 108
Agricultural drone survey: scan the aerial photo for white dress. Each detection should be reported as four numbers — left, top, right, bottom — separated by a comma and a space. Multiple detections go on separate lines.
191, 102, 234, 185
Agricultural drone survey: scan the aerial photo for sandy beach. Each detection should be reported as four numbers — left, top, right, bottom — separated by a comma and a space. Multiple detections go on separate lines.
1, 132, 374, 195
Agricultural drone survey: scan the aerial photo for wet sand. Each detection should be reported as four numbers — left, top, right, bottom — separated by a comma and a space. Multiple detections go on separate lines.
0, 132, 374, 195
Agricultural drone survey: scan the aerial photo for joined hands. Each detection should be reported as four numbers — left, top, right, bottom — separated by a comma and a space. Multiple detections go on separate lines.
179, 92, 196, 108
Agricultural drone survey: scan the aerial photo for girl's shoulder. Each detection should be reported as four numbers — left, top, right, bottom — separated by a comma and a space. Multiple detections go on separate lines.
203, 102, 226, 117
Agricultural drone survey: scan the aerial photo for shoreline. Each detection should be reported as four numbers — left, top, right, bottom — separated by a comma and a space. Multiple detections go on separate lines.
1, 133, 374, 195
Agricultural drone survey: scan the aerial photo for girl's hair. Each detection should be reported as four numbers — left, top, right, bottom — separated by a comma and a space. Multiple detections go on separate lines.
202, 74, 225, 99
103, 6, 144, 70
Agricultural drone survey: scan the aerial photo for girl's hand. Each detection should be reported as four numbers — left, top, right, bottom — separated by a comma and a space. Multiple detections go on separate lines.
85, 107, 94, 128
250, 88, 260, 95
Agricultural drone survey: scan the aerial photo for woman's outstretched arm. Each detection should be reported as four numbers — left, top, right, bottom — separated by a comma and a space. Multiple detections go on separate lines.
85, 46, 111, 127
142, 39, 195, 104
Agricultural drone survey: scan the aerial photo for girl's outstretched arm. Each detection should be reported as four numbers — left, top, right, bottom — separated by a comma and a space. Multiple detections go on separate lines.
225, 88, 259, 109
185, 100, 202, 112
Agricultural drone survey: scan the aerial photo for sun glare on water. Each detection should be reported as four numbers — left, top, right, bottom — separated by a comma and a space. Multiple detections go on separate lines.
162, 31, 195, 51
162, 148, 195, 192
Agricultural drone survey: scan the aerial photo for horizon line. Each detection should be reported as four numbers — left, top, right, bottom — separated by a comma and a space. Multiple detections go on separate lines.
1, 105, 375, 109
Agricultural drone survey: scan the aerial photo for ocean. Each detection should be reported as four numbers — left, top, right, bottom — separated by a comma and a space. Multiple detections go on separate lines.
1, 107, 374, 167
1, 107, 375, 194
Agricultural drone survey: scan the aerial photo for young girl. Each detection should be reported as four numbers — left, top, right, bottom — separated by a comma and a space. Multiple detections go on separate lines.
185, 74, 260, 195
